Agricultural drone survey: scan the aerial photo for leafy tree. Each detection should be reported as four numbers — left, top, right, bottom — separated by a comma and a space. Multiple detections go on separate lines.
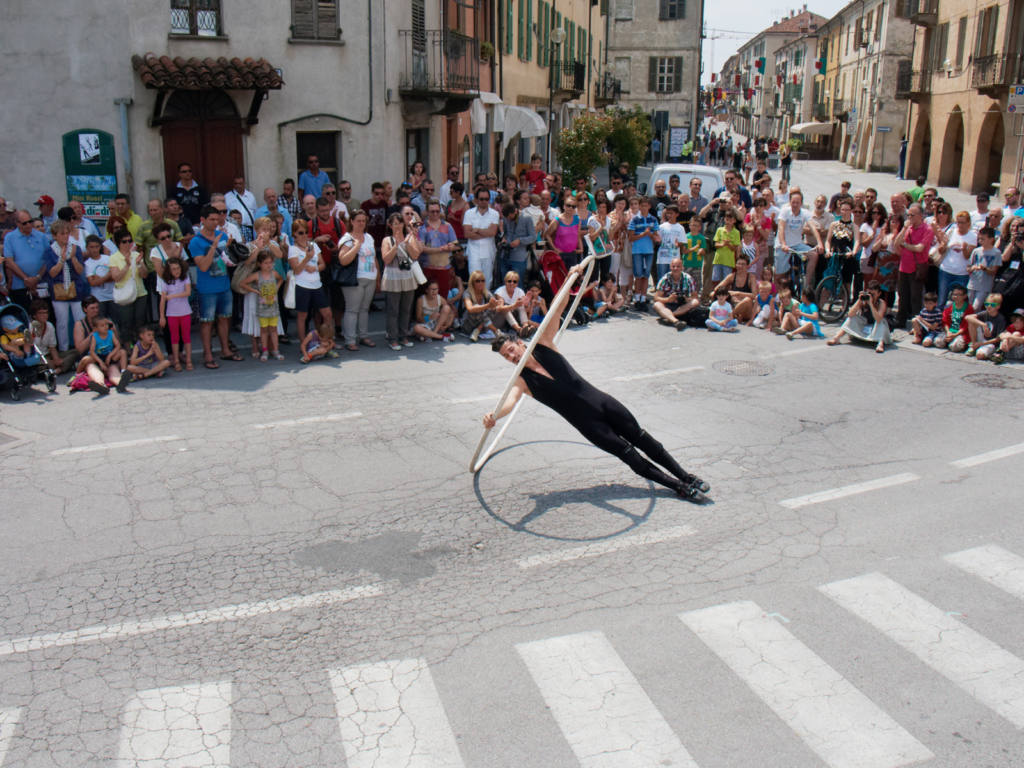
605, 106, 653, 172
556, 113, 612, 183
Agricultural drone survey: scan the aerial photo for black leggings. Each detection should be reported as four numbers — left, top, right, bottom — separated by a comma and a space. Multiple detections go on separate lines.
571, 393, 691, 492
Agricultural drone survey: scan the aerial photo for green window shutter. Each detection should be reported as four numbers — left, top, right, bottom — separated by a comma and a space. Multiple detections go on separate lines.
506, 0, 514, 55
589, 32, 593, 78
673, 56, 683, 92
526, 0, 533, 61
568, 21, 575, 62
517, 0, 524, 59
648, 57, 658, 92
555, 11, 562, 64
541, 2, 549, 66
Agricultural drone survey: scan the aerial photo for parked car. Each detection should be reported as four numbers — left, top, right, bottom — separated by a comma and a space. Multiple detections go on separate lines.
638, 164, 725, 196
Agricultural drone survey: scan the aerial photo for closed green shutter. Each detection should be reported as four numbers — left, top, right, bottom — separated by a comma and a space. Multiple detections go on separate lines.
541, 2, 549, 66
673, 56, 683, 92
568, 20, 575, 62
588, 32, 593, 77
526, 0, 533, 61
517, 0, 524, 59
648, 57, 658, 92
555, 11, 562, 64
506, 0, 514, 55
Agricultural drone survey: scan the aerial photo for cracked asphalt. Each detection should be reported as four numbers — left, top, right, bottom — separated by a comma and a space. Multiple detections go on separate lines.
1, 314, 1022, 767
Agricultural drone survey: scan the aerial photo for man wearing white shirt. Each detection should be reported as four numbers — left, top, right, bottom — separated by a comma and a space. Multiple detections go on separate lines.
776, 190, 820, 287
321, 183, 349, 222
438, 165, 460, 209
209, 195, 243, 242
970, 194, 993, 232
223, 176, 257, 240
463, 188, 501, 287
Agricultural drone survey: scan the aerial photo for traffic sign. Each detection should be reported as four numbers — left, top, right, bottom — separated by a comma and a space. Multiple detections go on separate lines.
877, 126, 892, 132
1010, 84, 1024, 113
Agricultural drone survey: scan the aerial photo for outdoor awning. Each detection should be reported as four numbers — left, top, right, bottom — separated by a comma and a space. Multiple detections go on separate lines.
789, 121, 834, 135
470, 93, 504, 134
501, 106, 547, 150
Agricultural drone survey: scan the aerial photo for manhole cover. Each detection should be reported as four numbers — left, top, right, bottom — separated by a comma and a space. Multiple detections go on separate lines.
962, 373, 1024, 390
712, 360, 776, 377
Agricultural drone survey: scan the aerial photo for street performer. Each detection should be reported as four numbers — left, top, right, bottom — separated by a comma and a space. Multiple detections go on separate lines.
483, 264, 709, 500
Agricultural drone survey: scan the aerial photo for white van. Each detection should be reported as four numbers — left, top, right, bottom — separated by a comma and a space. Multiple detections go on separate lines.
638, 164, 725, 197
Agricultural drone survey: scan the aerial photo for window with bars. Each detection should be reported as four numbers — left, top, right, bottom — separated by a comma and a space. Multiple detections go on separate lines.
291, 0, 341, 41
648, 56, 682, 93
170, 0, 222, 37
659, 0, 685, 20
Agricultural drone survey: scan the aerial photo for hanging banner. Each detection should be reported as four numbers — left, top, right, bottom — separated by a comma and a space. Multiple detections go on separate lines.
62, 129, 117, 217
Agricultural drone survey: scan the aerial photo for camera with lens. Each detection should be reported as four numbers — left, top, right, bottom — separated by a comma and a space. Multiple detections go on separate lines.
859, 292, 870, 302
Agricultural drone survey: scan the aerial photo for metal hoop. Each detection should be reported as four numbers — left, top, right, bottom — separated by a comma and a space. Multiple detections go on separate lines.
470, 238, 599, 473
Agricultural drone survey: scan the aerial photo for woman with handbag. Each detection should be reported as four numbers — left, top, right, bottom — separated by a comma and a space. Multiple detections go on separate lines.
109, 230, 148, 344
45, 220, 90, 351
381, 212, 422, 351
337, 210, 378, 352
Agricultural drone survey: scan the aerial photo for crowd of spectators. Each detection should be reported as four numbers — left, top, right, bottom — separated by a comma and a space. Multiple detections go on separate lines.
3, 149, 1024, 396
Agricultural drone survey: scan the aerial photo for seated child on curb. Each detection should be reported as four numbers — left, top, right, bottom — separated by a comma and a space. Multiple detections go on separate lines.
301, 322, 335, 363
127, 325, 171, 381
964, 293, 1006, 360
782, 288, 824, 339
595, 275, 625, 317
935, 284, 974, 351
750, 281, 777, 329
991, 308, 1024, 364
912, 291, 943, 346
706, 287, 738, 332
84, 316, 130, 391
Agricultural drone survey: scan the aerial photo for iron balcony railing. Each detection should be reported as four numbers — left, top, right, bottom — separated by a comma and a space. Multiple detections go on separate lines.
910, 70, 932, 96
972, 53, 1024, 91
398, 29, 480, 95
595, 71, 621, 103
551, 61, 586, 94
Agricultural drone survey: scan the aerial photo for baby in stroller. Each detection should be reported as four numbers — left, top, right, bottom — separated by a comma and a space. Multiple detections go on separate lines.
0, 302, 57, 400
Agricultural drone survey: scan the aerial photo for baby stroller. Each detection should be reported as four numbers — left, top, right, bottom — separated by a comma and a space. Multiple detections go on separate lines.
0, 302, 57, 400
539, 250, 596, 326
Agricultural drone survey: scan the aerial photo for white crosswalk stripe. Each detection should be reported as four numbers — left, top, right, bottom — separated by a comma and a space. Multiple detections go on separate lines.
680, 601, 933, 768
820, 571, 1024, 728
0, 708, 21, 768
945, 544, 1024, 600
115, 680, 232, 767
516, 630, 699, 768
329, 658, 466, 768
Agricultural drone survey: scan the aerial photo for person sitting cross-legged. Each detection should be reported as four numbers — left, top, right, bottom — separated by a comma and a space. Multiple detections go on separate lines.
652, 257, 699, 330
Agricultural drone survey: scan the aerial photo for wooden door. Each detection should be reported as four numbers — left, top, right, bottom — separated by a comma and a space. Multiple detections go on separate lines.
161, 119, 243, 196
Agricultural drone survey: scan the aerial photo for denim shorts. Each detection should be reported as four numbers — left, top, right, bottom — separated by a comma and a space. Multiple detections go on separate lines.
631, 251, 653, 279
198, 289, 233, 322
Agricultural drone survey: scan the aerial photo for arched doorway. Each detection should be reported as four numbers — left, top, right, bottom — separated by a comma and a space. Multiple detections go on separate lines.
159, 90, 243, 195
938, 107, 965, 188
971, 108, 1005, 195
908, 111, 930, 180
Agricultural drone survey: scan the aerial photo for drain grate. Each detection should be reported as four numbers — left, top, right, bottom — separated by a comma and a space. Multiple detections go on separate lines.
962, 373, 1024, 390
712, 359, 776, 377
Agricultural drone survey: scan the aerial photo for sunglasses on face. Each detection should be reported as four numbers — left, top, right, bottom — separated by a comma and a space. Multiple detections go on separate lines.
506, 279, 518, 283
118, 238, 133, 244
158, 234, 173, 241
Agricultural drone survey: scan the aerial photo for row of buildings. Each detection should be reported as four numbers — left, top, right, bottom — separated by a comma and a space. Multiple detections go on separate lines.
1, 0, 702, 215
717, 0, 1023, 196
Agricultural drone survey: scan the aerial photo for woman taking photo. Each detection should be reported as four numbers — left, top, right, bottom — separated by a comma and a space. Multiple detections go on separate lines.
588, 198, 614, 283
610, 196, 632, 300
546, 195, 584, 270
827, 281, 891, 353
46, 220, 89, 352
381, 211, 421, 351
288, 219, 333, 346
337, 210, 378, 351
407, 160, 427, 194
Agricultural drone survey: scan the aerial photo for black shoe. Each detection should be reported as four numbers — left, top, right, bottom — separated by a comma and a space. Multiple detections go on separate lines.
87, 380, 110, 396
116, 371, 132, 393
684, 475, 711, 493
675, 480, 701, 500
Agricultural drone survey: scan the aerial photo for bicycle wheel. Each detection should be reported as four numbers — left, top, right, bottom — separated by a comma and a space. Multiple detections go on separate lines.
816, 275, 849, 323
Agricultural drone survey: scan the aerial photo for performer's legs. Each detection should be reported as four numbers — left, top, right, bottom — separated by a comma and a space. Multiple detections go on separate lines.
582, 424, 685, 493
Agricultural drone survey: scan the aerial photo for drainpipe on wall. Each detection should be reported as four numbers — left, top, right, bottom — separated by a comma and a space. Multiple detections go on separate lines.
114, 97, 134, 194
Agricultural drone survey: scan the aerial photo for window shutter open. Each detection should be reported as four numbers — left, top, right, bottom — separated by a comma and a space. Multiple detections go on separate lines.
292, 0, 316, 38
517, 0, 525, 58
673, 56, 682, 91
526, 0, 533, 60
506, 0, 514, 55
648, 57, 658, 91
316, 0, 338, 39
541, 1, 549, 65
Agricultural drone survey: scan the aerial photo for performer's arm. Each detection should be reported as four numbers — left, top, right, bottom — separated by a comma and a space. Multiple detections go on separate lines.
539, 264, 585, 346
483, 379, 527, 427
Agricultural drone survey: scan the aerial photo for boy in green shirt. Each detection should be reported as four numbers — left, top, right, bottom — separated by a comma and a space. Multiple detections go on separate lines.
684, 215, 707, 296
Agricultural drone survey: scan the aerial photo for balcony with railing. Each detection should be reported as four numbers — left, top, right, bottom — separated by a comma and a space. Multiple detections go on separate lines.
551, 61, 586, 95
909, 70, 932, 99
895, 59, 913, 99
972, 53, 1024, 95
398, 29, 480, 113
907, 0, 938, 27
813, 102, 829, 120
595, 71, 621, 105
831, 98, 847, 116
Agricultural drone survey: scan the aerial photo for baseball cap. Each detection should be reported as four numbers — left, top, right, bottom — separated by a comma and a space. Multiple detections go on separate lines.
34, 194, 55, 206
1013, 308, 1024, 317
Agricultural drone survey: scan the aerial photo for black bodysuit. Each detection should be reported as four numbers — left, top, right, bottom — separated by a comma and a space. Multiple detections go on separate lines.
520, 344, 691, 491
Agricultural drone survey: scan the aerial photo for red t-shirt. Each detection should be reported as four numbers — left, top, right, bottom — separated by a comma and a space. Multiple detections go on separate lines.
308, 215, 346, 264
942, 301, 975, 341
526, 169, 547, 195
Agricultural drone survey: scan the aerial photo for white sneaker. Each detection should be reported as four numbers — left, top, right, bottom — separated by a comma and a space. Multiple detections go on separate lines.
479, 330, 496, 340
470, 327, 481, 342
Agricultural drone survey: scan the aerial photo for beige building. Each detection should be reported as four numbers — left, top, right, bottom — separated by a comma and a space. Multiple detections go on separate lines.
901, 0, 1024, 193
772, 33, 820, 140
809, 0, 915, 171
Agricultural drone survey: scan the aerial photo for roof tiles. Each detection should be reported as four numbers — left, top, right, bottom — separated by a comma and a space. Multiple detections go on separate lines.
131, 53, 284, 90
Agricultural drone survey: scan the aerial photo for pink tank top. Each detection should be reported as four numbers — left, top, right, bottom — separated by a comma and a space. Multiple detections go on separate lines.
553, 215, 580, 252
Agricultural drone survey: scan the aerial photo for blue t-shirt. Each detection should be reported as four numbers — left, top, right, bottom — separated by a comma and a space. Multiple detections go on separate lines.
798, 302, 823, 337
628, 214, 659, 255
3, 229, 50, 289
188, 230, 230, 294
298, 170, 331, 199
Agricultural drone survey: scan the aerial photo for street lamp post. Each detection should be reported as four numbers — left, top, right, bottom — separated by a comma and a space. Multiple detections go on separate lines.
546, 27, 566, 173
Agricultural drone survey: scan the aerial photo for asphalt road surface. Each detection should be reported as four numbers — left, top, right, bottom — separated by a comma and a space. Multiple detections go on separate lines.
1, 311, 1023, 767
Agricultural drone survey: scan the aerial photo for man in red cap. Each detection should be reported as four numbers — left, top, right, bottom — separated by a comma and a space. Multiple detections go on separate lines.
34, 195, 56, 234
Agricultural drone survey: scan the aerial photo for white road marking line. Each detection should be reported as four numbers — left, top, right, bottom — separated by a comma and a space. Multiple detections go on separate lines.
250, 411, 363, 429
516, 524, 697, 569
116, 681, 232, 768
0, 708, 21, 768
950, 442, 1024, 468
820, 572, 1024, 727
0, 583, 384, 657
449, 392, 502, 404
778, 473, 920, 509
50, 435, 183, 457
612, 365, 704, 382
330, 658, 465, 768
765, 344, 830, 359
945, 545, 1024, 600
516, 630, 698, 768
680, 601, 933, 768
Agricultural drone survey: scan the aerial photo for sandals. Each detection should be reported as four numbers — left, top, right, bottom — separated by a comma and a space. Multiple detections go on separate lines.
204, 360, 219, 369
220, 353, 243, 362
345, 343, 359, 352
174, 362, 183, 372
359, 338, 376, 348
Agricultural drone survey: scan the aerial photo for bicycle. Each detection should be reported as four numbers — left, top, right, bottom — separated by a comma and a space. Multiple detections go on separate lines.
815, 250, 853, 323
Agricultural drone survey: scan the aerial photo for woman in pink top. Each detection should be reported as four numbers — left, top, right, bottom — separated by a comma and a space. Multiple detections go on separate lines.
545, 195, 584, 269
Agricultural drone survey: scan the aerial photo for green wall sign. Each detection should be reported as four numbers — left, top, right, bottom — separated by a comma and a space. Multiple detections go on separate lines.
62, 129, 117, 217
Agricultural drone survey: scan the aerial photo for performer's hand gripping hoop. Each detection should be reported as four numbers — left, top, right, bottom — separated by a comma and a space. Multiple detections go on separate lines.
469, 237, 599, 473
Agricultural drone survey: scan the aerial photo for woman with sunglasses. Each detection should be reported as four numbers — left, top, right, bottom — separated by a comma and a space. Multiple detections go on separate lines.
545, 195, 584, 271
381, 211, 422, 350
108, 230, 148, 344
484, 264, 709, 501
462, 269, 501, 342
933, 208, 976, 307
492, 270, 530, 337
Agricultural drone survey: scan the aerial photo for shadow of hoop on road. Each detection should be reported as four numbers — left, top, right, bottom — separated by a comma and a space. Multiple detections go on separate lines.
473, 439, 665, 542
